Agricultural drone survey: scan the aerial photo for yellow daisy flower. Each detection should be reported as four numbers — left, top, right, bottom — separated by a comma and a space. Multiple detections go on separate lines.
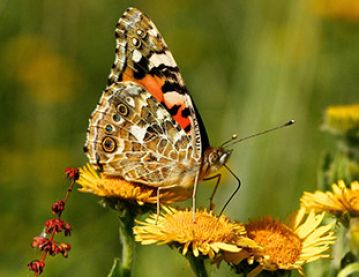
322, 104, 359, 135
133, 206, 257, 259
76, 164, 191, 205
301, 180, 359, 216
223, 208, 336, 276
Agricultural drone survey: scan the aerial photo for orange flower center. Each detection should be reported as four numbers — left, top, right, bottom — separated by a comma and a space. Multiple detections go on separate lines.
246, 218, 301, 267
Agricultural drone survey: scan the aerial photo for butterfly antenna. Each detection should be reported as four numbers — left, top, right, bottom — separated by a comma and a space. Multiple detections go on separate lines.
225, 120, 295, 148
218, 164, 241, 217
221, 134, 238, 148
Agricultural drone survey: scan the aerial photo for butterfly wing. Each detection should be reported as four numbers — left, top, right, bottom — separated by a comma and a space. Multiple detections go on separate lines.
108, 7, 209, 158
85, 81, 200, 188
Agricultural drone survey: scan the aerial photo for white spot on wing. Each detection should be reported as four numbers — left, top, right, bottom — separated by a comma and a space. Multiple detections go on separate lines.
164, 92, 186, 106
149, 52, 177, 69
132, 49, 142, 63
156, 109, 166, 120
148, 28, 158, 37
125, 96, 135, 107
130, 125, 147, 142
173, 132, 183, 143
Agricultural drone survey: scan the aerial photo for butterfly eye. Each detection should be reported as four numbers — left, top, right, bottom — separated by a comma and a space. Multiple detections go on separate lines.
102, 136, 117, 153
209, 152, 219, 164
132, 37, 141, 48
117, 103, 128, 116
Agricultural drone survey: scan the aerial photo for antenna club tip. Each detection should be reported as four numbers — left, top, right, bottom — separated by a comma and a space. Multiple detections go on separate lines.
286, 119, 295, 126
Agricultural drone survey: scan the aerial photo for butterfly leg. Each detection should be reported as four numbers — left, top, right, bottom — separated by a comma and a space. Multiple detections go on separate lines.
192, 172, 201, 223
203, 173, 222, 211
156, 185, 178, 224
218, 165, 241, 217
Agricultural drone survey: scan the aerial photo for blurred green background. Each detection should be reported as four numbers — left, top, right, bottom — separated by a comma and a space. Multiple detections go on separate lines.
1, 0, 358, 276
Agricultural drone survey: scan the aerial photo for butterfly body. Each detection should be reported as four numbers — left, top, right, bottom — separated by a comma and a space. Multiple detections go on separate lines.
84, 7, 232, 192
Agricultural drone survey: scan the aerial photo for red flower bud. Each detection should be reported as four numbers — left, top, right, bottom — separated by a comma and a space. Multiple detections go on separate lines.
64, 167, 79, 181
51, 200, 65, 216
31, 236, 50, 249
49, 243, 61, 256
45, 218, 64, 234
58, 242, 71, 257
27, 260, 45, 274
31, 237, 61, 256
64, 223, 72, 236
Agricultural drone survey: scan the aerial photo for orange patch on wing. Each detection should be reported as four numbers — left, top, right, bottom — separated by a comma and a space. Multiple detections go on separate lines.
122, 68, 191, 132
173, 106, 191, 132
163, 92, 191, 132
122, 68, 164, 102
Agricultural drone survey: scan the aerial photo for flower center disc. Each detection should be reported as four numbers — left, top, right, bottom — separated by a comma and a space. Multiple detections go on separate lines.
247, 219, 301, 267
163, 211, 239, 242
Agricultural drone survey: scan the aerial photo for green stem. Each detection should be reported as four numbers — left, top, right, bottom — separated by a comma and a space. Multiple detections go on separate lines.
187, 253, 208, 277
107, 209, 135, 277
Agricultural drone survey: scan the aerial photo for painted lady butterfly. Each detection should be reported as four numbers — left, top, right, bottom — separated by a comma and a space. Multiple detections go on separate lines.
84, 7, 235, 215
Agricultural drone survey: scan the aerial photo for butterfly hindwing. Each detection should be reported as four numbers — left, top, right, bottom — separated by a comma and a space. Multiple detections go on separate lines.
85, 81, 200, 188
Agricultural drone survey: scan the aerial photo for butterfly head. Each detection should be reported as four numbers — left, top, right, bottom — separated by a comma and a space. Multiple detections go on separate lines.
201, 147, 233, 178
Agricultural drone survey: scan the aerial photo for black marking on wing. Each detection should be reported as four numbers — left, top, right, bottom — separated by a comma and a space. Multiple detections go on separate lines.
96, 153, 104, 172
162, 81, 187, 94
181, 107, 190, 118
168, 104, 181, 116
192, 99, 210, 152
133, 56, 149, 79
148, 64, 179, 79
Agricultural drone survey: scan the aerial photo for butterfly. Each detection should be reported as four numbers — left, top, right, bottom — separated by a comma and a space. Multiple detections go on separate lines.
84, 7, 240, 217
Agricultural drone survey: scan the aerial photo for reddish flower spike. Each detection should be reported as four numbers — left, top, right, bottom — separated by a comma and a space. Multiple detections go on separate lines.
29, 167, 75, 275
27, 260, 45, 274
64, 167, 79, 181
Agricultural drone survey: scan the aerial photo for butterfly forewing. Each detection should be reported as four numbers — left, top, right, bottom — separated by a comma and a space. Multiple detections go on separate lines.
108, 7, 209, 157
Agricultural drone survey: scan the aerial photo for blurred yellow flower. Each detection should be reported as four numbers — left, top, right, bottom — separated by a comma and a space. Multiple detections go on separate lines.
322, 104, 359, 135
224, 209, 335, 276
77, 164, 191, 205
133, 206, 257, 259
311, 0, 359, 21
2, 35, 82, 103
301, 180, 359, 216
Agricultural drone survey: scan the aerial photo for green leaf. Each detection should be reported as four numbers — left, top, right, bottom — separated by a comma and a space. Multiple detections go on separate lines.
338, 262, 359, 277
107, 258, 122, 277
